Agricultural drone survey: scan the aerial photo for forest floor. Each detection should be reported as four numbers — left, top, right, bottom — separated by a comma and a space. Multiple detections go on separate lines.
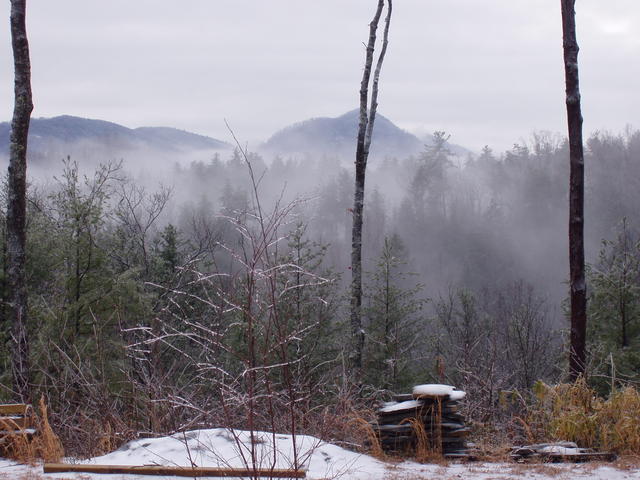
1, 428, 639, 479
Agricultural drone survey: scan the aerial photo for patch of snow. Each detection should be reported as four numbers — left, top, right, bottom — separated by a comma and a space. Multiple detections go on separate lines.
37, 429, 392, 480
413, 384, 466, 399
379, 400, 423, 413
538, 445, 583, 455
1, 429, 639, 480
449, 390, 466, 401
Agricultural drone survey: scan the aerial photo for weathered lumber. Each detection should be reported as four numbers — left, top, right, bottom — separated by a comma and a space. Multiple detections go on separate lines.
512, 451, 617, 463
0, 416, 29, 429
544, 452, 617, 462
0, 403, 34, 451
43, 464, 307, 478
376, 387, 470, 457
510, 443, 616, 463
0, 404, 29, 415
392, 394, 414, 402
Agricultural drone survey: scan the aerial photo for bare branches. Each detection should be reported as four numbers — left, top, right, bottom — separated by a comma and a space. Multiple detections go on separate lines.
126, 131, 336, 474
364, 0, 392, 160
350, 0, 393, 374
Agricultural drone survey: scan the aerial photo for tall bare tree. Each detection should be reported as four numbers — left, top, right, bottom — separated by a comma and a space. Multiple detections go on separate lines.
7, 0, 33, 399
350, 0, 392, 372
561, 0, 587, 379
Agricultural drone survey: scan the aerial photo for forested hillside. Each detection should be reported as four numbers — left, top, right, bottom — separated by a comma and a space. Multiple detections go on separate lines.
1, 125, 639, 454
3, 0, 640, 469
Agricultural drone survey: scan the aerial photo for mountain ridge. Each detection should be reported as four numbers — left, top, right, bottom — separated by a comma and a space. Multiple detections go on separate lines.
262, 109, 424, 158
0, 115, 231, 162
0, 112, 470, 164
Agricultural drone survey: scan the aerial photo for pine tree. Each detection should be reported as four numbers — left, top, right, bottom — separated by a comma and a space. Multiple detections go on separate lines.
588, 219, 640, 391
363, 235, 425, 391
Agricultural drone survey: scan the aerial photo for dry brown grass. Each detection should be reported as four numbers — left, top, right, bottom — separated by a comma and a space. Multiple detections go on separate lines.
348, 415, 385, 459
531, 379, 640, 454
597, 387, 640, 454
405, 417, 446, 464
1, 396, 64, 464
35, 396, 64, 462
1, 428, 36, 465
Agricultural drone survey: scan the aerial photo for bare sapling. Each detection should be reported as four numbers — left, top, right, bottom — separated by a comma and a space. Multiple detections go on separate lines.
350, 0, 392, 377
132, 126, 332, 478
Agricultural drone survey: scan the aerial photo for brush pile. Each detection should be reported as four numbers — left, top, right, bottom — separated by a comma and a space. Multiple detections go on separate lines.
373, 384, 470, 458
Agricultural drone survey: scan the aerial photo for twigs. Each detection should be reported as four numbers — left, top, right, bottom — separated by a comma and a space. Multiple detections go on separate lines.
128, 124, 334, 478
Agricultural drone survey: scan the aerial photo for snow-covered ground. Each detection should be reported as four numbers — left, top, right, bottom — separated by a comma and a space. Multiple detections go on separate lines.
1, 428, 639, 479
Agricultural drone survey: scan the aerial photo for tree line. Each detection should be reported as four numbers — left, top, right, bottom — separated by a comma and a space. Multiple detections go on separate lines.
4, 0, 638, 457
0, 125, 638, 452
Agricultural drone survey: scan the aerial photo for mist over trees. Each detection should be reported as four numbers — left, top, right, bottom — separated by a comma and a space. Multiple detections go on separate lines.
3, 0, 640, 463
2, 122, 640, 452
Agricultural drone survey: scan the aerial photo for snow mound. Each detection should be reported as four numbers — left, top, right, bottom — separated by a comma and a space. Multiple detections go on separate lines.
1, 436, 637, 480
413, 384, 466, 400
55, 428, 393, 480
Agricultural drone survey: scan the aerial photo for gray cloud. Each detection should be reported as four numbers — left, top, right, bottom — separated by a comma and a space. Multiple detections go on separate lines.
1, 0, 639, 152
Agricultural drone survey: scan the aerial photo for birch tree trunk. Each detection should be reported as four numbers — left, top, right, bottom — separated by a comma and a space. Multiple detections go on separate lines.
561, 0, 587, 380
350, 0, 391, 372
7, 0, 33, 400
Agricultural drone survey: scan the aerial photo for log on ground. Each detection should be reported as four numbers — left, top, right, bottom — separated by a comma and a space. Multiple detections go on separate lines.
43, 464, 307, 478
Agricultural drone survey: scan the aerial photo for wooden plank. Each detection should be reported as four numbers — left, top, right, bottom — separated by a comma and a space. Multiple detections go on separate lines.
0, 404, 28, 415
510, 450, 617, 463
392, 394, 414, 402
0, 428, 36, 437
43, 464, 307, 478
544, 452, 617, 462
0, 416, 29, 429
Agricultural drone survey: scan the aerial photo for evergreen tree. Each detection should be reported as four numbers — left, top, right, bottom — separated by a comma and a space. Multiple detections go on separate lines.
363, 235, 425, 391
588, 219, 640, 392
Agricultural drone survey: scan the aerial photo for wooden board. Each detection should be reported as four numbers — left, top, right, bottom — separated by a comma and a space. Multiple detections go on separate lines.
511, 452, 617, 463
392, 394, 414, 402
0, 416, 29, 429
0, 404, 29, 415
544, 452, 617, 462
43, 464, 307, 478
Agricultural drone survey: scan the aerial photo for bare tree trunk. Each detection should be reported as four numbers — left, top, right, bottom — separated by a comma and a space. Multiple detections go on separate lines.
561, 0, 587, 380
7, 0, 33, 400
350, 0, 392, 372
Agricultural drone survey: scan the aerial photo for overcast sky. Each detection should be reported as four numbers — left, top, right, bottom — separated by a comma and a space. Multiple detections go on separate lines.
2, 1, 640, 153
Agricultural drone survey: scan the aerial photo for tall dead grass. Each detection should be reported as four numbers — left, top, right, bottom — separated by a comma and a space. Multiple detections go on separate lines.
347, 415, 384, 459
2, 396, 64, 464
531, 379, 640, 454
405, 417, 445, 463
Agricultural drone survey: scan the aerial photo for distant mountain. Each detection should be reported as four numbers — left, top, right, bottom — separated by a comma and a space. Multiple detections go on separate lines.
0, 113, 471, 168
0, 115, 231, 163
133, 126, 229, 151
261, 110, 470, 159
